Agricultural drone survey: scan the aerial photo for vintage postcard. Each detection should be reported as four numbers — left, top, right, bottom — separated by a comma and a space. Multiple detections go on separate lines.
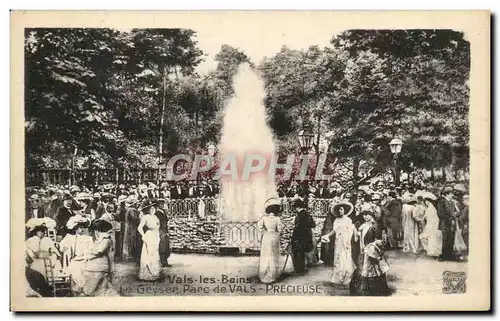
10, 10, 490, 311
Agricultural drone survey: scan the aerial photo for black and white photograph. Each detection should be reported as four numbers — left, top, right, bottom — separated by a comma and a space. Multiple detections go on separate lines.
10, 10, 490, 311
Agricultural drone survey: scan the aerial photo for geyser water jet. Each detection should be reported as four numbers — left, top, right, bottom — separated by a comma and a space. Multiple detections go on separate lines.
218, 63, 278, 249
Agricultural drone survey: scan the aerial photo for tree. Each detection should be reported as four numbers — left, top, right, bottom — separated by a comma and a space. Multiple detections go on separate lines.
25, 28, 129, 173
126, 28, 204, 169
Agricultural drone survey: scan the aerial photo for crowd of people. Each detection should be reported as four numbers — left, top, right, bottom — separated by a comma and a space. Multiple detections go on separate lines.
24, 175, 468, 297
257, 181, 469, 296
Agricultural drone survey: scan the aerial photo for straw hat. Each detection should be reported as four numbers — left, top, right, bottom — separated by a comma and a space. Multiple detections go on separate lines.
89, 219, 113, 233
422, 191, 437, 201
441, 186, 454, 195
264, 197, 281, 213
125, 195, 139, 206
331, 201, 354, 216
117, 195, 128, 203
360, 203, 374, 214
402, 193, 418, 204
140, 199, 157, 211
66, 215, 90, 230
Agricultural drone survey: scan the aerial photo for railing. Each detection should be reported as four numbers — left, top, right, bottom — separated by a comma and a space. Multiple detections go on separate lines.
164, 197, 333, 254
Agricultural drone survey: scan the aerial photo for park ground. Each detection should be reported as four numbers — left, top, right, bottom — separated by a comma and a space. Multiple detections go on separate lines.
113, 250, 467, 297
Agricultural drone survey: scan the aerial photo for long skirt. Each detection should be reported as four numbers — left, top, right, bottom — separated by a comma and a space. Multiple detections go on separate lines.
258, 231, 281, 283
138, 230, 161, 281
357, 275, 390, 296
332, 240, 355, 285
82, 271, 119, 296
67, 260, 86, 294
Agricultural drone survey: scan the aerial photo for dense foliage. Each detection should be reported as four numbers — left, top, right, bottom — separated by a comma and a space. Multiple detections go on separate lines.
25, 28, 470, 186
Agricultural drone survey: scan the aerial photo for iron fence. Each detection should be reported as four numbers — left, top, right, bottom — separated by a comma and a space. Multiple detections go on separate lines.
164, 197, 332, 253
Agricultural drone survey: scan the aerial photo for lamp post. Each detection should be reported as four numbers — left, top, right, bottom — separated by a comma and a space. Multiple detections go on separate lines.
389, 137, 403, 187
298, 127, 314, 202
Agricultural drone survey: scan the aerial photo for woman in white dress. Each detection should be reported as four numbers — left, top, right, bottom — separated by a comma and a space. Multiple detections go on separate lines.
137, 199, 162, 281
401, 194, 420, 254
25, 221, 62, 280
59, 215, 93, 295
257, 198, 284, 284
322, 201, 357, 286
418, 192, 442, 257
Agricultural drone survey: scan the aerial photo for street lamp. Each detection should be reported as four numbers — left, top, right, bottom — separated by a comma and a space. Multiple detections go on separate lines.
389, 137, 403, 186
389, 138, 403, 155
297, 127, 315, 204
298, 127, 314, 153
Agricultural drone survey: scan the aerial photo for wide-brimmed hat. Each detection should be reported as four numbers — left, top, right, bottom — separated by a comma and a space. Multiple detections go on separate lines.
66, 215, 90, 230
264, 197, 281, 213
453, 183, 467, 193
331, 201, 354, 216
402, 193, 418, 204
117, 195, 128, 203
75, 192, 93, 201
26, 218, 46, 233
360, 203, 374, 215
69, 185, 81, 193
140, 199, 157, 211
441, 186, 454, 195
89, 219, 113, 233
422, 191, 437, 201
293, 198, 307, 209
125, 195, 139, 206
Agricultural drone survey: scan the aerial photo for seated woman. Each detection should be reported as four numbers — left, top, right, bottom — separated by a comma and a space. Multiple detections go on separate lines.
25, 220, 63, 281
59, 215, 93, 295
81, 219, 119, 297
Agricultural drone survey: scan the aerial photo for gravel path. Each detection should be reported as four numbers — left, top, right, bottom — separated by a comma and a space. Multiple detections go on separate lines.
113, 250, 467, 297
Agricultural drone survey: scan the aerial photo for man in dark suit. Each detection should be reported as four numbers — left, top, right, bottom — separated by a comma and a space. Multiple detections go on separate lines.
170, 182, 187, 199
437, 186, 459, 261
290, 199, 316, 275
154, 200, 171, 267
55, 194, 74, 238
26, 194, 45, 222
382, 191, 403, 249
314, 182, 331, 199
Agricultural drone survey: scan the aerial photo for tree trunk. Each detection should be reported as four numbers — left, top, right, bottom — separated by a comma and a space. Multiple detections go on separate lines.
441, 166, 447, 182
431, 167, 435, 181
351, 158, 360, 205
158, 65, 168, 185
70, 146, 78, 186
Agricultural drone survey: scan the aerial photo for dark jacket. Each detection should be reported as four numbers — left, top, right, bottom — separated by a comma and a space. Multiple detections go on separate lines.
383, 199, 403, 232
170, 186, 187, 199
291, 210, 316, 252
436, 197, 457, 231
314, 187, 331, 199
55, 206, 73, 236
26, 206, 45, 222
